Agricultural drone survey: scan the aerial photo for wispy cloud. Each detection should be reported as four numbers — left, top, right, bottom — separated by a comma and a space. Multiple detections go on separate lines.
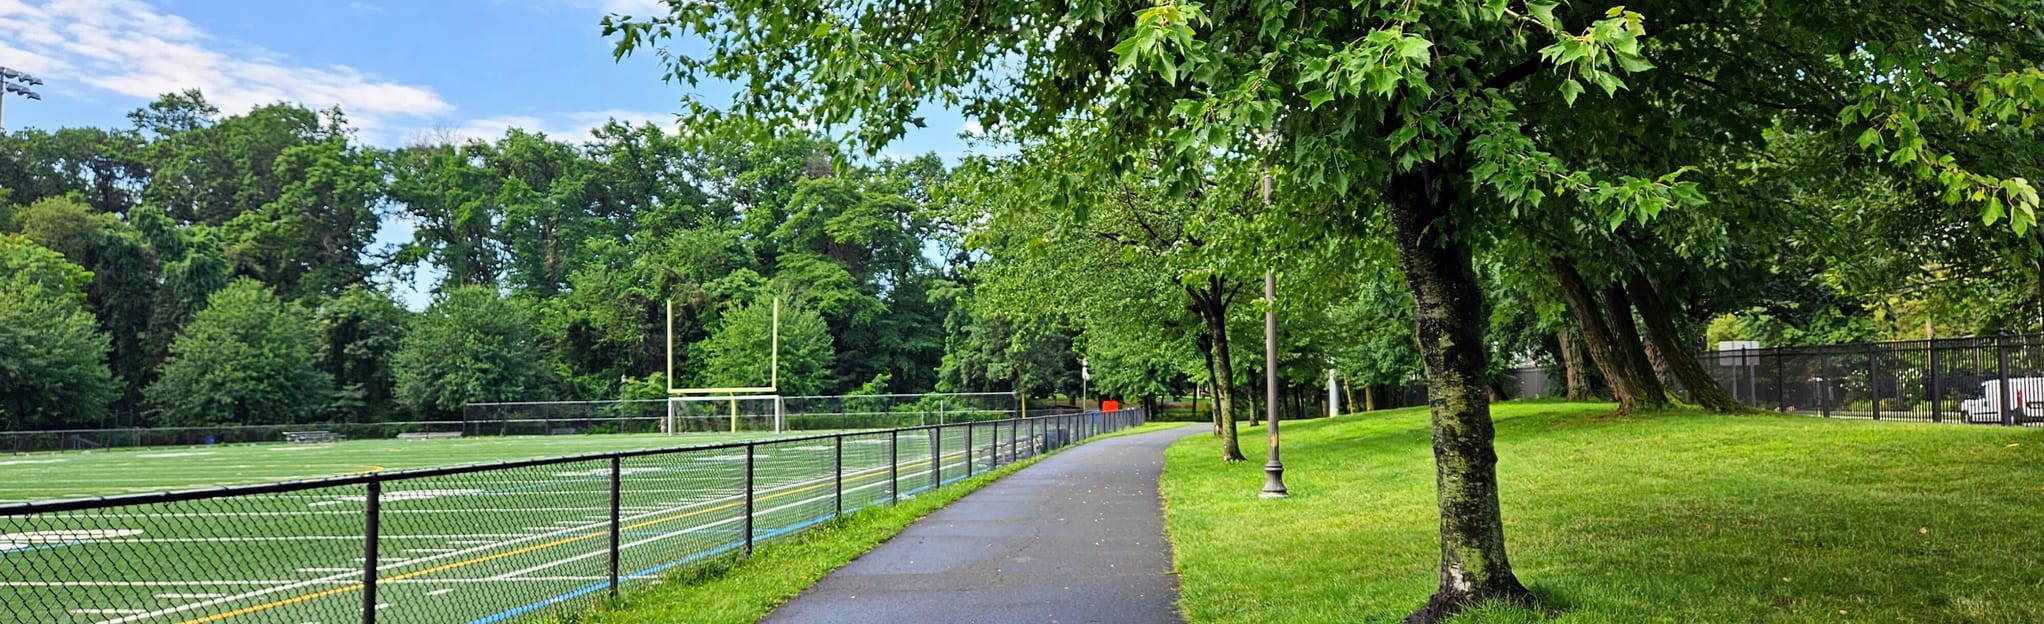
0, 0, 450, 136
346, 2, 383, 14
417, 109, 676, 145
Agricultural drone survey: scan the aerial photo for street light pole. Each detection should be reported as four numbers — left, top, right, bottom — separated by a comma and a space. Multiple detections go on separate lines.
1260, 169, 1288, 499
0, 66, 47, 135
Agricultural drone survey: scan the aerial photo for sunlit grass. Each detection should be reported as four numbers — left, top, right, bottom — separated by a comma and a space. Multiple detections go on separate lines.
1164, 402, 2044, 623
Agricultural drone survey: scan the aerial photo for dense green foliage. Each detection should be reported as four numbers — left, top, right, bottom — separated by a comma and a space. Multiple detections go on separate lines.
145, 280, 331, 426
393, 286, 555, 418
0, 93, 1001, 429
0, 261, 116, 430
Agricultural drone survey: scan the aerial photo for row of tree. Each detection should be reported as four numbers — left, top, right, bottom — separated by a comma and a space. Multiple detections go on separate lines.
602, 0, 2044, 620
0, 92, 1093, 432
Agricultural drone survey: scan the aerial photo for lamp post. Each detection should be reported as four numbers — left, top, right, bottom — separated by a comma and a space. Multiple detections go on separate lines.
0, 67, 45, 135
1260, 170, 1288, 499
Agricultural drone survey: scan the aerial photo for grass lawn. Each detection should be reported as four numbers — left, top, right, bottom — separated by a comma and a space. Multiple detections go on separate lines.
1163, 402, 2044, 623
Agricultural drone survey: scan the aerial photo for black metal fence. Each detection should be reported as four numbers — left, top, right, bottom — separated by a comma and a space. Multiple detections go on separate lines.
0, 409, 1145, 624
1696, 334, 2044, 424
1472, 334, 2044, 425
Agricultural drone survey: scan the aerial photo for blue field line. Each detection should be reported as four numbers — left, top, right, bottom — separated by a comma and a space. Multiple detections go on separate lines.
462, 512, 841, 624
0, 540, 84, 555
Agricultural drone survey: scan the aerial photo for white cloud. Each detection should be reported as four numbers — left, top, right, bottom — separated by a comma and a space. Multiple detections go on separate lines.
0, 0, 451, 135
346, 3, 383, 14
427, 109, 675, 144
960, 119, 983, 137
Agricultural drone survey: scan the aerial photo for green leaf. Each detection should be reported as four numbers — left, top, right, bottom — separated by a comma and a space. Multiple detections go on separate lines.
1395, 37, 1433, 62
1304, 88, 1335, 110
1559, 77, 1584, 106
1529, 1, 1559, 27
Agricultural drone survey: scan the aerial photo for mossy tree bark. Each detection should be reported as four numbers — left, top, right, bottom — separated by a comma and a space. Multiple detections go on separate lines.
1548, 257, 1669, 413
1388, 165, 1534, 623
1626, 270, 1750, 413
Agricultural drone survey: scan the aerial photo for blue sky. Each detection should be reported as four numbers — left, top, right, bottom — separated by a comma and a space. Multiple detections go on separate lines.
0, 0, 988, 307
0, 0, 980, 154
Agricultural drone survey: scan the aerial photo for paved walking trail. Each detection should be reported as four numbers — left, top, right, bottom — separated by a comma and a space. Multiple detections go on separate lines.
761, 423, 1205, 624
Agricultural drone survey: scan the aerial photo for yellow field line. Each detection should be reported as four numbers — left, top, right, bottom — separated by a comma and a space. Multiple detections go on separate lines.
172, 440, 1005, 624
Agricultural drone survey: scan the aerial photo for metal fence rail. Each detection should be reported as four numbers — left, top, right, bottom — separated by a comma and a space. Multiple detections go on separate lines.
0, 409, 1145, 624
1698, 334, 2044, 425
1465, 333, 2044, 426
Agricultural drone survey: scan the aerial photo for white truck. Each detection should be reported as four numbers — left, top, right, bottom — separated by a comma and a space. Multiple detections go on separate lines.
1958, 377, 2044, 423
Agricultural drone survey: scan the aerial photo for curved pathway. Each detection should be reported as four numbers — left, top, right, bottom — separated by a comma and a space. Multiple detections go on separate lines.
760, 423, 1205, 624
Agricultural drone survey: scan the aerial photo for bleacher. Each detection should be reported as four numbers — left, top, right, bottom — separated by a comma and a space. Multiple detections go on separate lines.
395, 432, 462, 440
282, 431, 342, 444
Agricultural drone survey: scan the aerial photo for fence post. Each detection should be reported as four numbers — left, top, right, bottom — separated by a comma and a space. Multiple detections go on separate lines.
1998, 334, 2014, 426
1775, 349, 1786, 412
834, 434, 844, 517
361, 478, 381, 624
965, 423, 974, 478
609, 456, 621, 600
743, 442, 756, 555
1870, 343, 1882, 421
888, 429, 899, 505
1010, 418, 1019, 463
1819, 350, 1832, 418
1928, 339, 1941, 423
930, 427, 942, 490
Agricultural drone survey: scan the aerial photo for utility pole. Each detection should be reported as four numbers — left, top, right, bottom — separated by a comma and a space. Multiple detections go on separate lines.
1, 66, 47, 135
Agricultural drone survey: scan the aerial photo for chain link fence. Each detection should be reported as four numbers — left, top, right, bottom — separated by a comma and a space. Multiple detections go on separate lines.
0, 409, 1145, 623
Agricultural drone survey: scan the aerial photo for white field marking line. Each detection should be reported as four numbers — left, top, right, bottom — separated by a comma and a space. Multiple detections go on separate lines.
402, 548, 458, 554
387, 577, 610, 584
82, 508, 611, 518
95, 448, 961, 624
487, 459, 929, 581
296, 568, 357, 574
72, 609, 147, 615
0, 458, 63, 465
134, 452, 214, 459
153, 593, 224, 599
0, 581, 301, 588
426, 588, 455, 596
69, 535, 528, 544
91, 465, 849, 624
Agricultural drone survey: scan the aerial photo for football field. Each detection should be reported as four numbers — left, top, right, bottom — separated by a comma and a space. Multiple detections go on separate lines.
0, 422, 1053, 624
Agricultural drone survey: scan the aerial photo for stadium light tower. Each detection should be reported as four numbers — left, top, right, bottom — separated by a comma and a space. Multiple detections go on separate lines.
0, 66, 45, 135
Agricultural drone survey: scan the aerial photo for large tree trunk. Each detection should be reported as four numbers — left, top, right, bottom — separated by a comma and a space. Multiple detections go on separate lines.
1197, 284, 1247, 462
1638, 322, 1682, 392
1557, 328, 1594, 401
1626, 270, 1750, 413
1388, 166, 1534, 623
1549, 257, 1669, 413
1362, 383, 1375, 411
1197, 332, 1222, 436
1601, 283, 1672, 404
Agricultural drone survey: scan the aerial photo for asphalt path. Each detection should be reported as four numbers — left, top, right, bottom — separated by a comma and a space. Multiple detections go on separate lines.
761, 423, 1205, 624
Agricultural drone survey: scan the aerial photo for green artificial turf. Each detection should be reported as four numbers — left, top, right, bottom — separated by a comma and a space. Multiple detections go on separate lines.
0, 431, 842, 502
0, 421, 1064, 623
1163, 402, 2044, 623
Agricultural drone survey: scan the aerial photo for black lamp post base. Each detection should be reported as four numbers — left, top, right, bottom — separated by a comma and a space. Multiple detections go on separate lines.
1260, 461, 1289, 498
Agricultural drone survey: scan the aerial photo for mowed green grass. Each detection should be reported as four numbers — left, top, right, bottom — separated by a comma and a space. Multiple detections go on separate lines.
2, 423, 1052, 624
1163, 402, 2044, 623
0, 432, 838, 502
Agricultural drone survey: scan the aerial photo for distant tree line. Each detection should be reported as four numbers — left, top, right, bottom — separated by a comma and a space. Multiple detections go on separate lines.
0, 91, 1078, 431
